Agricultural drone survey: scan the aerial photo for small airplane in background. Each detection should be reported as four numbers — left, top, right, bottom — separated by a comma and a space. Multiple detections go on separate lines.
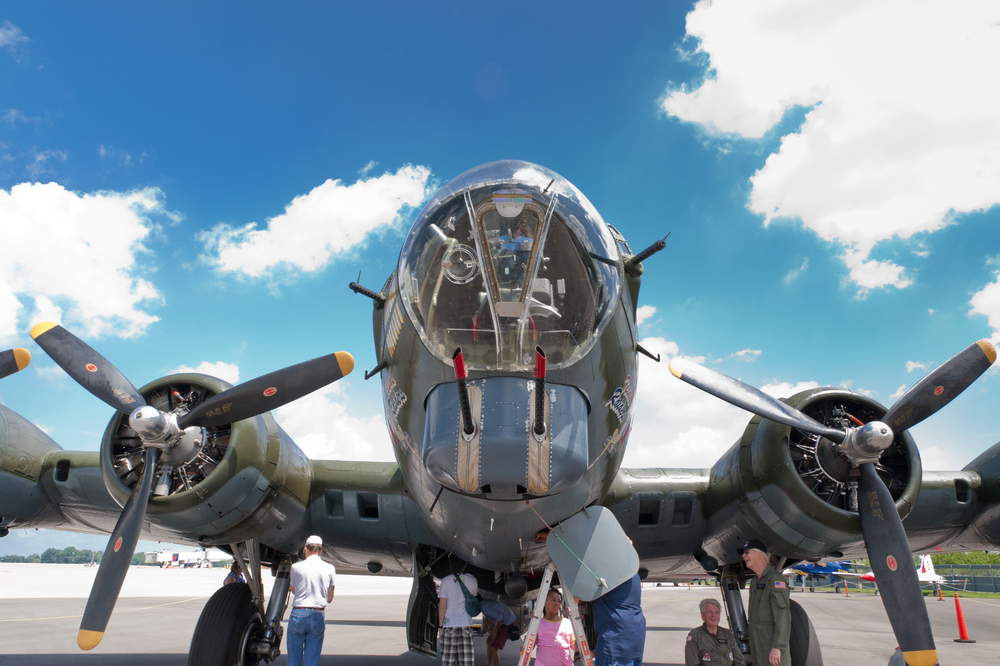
839, 555, 946, 586
782, 560, 856, 585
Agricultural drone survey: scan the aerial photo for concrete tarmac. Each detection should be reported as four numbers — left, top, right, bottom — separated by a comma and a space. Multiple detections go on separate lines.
1, 568, 998, 665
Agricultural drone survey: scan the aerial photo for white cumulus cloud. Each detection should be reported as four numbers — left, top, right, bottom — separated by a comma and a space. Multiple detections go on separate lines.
662, 0, 1000, 292
200, 165, 433, 277
623, 337, 819, 469
0, 182, 171, 345
170, 361, 241, 385
906, 360, 927, 373
636, 305, 657, 326
970, 274, 1000, 347
273, 383, 395, 462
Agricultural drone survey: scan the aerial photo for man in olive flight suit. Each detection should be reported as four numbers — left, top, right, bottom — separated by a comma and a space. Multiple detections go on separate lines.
739, 539, 790, 666
685, 598, 745, 665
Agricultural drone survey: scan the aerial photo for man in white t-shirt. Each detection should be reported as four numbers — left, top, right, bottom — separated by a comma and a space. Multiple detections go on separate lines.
287, 535, 336, 666
438, 570, 478, 666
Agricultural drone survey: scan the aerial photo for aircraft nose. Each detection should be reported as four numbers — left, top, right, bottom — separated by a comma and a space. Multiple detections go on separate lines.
422, 377, 589, 498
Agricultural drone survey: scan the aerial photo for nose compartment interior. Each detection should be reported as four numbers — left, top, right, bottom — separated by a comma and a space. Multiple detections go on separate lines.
423, 377, 588, 499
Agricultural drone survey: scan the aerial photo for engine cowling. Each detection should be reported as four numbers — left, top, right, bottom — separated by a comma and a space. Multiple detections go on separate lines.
700, 387, 922, 564
99, 373, 313, 552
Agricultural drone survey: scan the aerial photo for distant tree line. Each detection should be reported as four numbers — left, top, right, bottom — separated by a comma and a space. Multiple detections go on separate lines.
0, 547, 150, 565
931, 551, 1000, 565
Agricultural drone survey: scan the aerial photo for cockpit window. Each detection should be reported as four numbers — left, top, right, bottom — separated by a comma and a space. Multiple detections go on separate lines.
397, 161, 621, 372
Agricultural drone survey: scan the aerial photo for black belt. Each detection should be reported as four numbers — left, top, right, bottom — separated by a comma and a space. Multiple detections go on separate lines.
294, 606, 324, 611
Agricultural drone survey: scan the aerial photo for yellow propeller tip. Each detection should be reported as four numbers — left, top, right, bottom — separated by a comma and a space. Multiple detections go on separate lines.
336, 351, 355, 377
977, 339, 997, 365
13, 348, 31, 371
668, 358, 683, 379
901, 648, 937, 666
30, 321, 58, 339
78, 629, 104, 651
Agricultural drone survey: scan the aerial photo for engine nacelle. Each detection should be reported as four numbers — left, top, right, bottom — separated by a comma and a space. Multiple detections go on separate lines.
700, 387, 922, 564
100, 373, 314, 552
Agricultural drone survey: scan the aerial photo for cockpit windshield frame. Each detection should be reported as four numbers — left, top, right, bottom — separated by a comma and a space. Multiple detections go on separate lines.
397, 161, 622, 373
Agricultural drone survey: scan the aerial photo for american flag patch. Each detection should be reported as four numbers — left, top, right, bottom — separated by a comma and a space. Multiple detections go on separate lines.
775, 581, 786, 589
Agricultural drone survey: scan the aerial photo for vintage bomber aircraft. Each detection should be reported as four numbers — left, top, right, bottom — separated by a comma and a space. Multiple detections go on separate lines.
1, 160, 999, 666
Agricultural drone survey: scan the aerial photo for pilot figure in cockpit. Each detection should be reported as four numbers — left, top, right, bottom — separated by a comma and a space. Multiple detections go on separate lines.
511, 215, 534, 283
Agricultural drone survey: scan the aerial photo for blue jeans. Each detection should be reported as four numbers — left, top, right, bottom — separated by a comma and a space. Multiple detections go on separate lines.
287, 608, 325, 666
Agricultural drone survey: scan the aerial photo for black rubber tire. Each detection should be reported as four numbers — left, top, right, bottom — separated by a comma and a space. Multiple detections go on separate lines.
188, 583, 264, 666
789, 599, 823, 666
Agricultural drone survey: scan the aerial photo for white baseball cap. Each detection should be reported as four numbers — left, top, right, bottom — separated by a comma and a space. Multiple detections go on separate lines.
306, 535, 323, 546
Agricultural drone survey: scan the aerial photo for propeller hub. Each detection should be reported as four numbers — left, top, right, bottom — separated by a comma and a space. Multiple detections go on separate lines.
129, 406, 169, 441
129, 407, 183, 448
837, 420, 894, 466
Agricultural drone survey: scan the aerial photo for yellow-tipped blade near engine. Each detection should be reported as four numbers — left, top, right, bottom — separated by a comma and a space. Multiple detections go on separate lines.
30, 320, 59, 339
335, 351, 355, 376
977, 339, 997, 365
13, 347, 31, 370
902, 649, 938, 666
0, 347, 32, 379
78, 629, 104, 651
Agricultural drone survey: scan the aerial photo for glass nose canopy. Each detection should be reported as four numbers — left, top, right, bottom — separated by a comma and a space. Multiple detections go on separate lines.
398, 161, 622, 371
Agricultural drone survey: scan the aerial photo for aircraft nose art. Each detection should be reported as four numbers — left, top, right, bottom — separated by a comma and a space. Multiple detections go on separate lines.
423, 377, 588, 498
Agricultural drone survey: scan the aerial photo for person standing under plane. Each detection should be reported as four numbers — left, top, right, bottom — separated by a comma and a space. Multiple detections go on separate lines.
591, 573, 646, 666
437, 568, 478, 666
287, 535, 336, 666
740, 539, 790, 666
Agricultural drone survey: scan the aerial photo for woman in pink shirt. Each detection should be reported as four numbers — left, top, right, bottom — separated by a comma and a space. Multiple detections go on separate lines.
535, 590, 576, 666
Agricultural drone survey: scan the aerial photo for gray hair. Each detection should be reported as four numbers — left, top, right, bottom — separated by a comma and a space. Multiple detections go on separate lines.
699, 598, 722, 615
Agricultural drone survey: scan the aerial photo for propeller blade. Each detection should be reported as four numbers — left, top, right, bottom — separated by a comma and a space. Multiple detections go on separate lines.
668, 357, 846, 442
177, 351, 355, 429
857, 463, 937, 666
78, 446, 160, 650
0, 348, 31, 379
30, 322, 146, 414
884, 340, 996, 433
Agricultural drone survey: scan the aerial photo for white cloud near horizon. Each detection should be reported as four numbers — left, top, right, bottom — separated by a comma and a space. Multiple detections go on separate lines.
623, 336, 819, 469
273, 382, 395, 462
662, 0, 1000, 293
200, 165, 433, 277
0, 182, 172, 345
169, 361, 241, 385
906, 360, 927, 373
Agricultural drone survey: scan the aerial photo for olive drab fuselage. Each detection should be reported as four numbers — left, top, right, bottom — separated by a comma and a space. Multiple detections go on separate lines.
370, 161, 641, 572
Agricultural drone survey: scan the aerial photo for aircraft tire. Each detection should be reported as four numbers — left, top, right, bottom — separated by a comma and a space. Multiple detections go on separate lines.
188, 583, 263, 666
789, 599, 823, 666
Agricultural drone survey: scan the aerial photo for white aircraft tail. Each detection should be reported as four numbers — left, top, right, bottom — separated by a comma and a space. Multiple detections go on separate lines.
919, 555, 936, 577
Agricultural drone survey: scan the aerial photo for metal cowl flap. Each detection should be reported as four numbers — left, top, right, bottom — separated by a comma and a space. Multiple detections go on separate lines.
546, 505, 638, 601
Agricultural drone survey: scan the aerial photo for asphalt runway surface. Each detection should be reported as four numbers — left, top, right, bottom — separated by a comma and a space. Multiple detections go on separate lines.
1, 567, 998, 665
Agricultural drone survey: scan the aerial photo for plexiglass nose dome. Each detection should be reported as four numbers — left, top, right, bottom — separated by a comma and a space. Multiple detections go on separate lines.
398, 160, 622, 372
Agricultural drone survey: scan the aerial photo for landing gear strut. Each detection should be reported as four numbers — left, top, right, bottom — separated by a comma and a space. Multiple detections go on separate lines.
719, 566, 752, 660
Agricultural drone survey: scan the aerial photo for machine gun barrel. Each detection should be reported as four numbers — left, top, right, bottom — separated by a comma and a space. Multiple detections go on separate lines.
626, 233, 670, 268
533, 347, 546, 437
452, 348, 476, 437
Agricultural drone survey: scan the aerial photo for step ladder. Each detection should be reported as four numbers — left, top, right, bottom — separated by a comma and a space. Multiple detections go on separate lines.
518, 563, 594, 666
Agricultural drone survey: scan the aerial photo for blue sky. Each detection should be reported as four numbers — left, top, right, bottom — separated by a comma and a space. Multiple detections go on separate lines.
2, 1, 999, 555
